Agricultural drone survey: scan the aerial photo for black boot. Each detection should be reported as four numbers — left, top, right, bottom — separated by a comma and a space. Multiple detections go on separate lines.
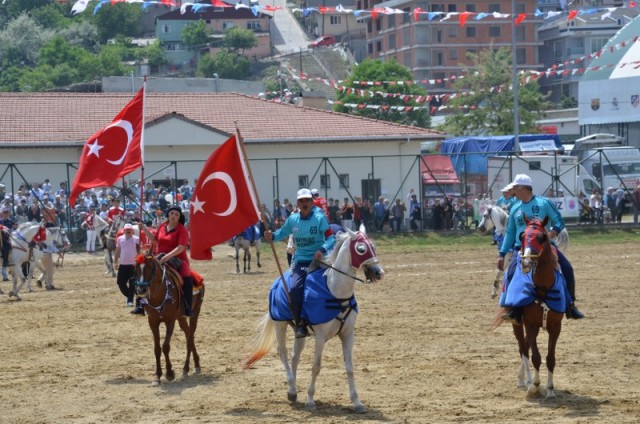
182, 276, 193, 317
295, 321, 308, 338
503, 308, 522, 325
566, 303, 585, 319
131, 298, 145, 315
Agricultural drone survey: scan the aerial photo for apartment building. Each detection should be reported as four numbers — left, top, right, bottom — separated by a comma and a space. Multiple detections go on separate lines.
358, 0, 542, 95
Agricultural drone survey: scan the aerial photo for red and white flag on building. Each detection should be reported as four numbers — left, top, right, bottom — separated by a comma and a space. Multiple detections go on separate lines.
69, 88, 144, 206
190, 135, 260, 260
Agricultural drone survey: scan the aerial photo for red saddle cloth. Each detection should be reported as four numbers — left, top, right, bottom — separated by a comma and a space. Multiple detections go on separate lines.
192, 270, 204, 288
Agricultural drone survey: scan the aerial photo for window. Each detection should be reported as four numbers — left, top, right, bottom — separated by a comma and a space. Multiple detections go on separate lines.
376, 20, 381, 31
431, 4, 445, 12
368, 43, 373, 54
246, 21, 261, 31
466, 48, 477, 58
403, 28, 411, 45
403, 7, 411, 23
330, 15, 342, 25
489, 26, 501, 37
516, 47, 526, 64
162, 24, 171, 33
404, 52, 412, 67
376, 41, 382, 52
339, 174, 350, 189
528, 161, 542, 171
448, 4, 457, 12
436, 29, 443, 43
449, 49, 458, 60
448, 26, 458, 38
321, 174, 331, 189
466, 26, 476, 38
488, 3, 500, 12
515, 26, 525, 42
298, 175, 309, 188
223, 21, 236, 30
388, 14, 395, 28
591, 38, 608, 53
465, 4, 476, 12
389, 33, 396, 49
434, 50, 444, 65
515, 3, 525, 14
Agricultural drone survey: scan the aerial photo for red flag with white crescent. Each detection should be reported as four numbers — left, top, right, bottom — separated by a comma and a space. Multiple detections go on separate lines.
190, 135, 260, 260
69, 88, 144, 207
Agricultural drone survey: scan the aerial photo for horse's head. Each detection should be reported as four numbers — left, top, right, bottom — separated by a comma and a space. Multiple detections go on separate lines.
477, 206, 495, 234
520, 215, 551, 274
134, 252, 159, 298
345, 224, 384, 283
48, 227, 71, 249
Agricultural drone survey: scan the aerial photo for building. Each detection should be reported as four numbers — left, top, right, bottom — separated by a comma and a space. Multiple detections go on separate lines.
0, 92, 443, 204
578, 14, 640, 147
155, 7, 272, 71
359, 0, 543, 96
538, 7, 639, 105
304, 0, 367, 41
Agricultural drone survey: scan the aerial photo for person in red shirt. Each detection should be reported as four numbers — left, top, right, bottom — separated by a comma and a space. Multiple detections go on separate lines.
139, 206, 193, 317
82, 205, 98, 254
107, 198, 125, 223
311, 188, 329, 219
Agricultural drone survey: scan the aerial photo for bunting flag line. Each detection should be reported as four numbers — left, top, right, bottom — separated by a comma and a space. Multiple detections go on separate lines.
189, 135, 260, 260
69, 88, 144, 206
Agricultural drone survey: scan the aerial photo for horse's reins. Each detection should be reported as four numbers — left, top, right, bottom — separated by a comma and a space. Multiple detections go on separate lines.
137, 259, 176, 315
316, 260, 366, 283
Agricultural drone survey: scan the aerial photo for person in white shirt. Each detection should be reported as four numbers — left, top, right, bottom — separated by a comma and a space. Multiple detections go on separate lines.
114, 223, 140, 310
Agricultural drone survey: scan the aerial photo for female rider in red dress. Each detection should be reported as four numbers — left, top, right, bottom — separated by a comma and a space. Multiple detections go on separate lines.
140, 206, 192, 316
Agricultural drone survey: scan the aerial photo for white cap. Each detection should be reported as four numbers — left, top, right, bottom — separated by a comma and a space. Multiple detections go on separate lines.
512, 174, 533, 187
297, 188, 313, 200
123, 223, 133, 230
310, 188, 319, 196
501, 182, 515, 192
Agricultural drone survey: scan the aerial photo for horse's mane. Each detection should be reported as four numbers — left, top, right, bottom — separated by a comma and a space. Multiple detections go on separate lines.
326, 231, 351, 265
17, 222, 39, 233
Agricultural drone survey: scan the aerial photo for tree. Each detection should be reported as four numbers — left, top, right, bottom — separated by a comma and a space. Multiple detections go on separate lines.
208, 50, 250, 79
440, 47, 550, 136
93, 3, 143, 44
139, 40, 168, 73
223, 28, 258, 56
0, 14, 55, 67
333, 59, 431, 128
182, 20, 211, 49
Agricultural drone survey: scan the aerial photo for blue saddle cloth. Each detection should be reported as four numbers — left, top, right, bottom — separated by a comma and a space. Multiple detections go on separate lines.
233, 225, 260, 243
499, 255, 567, 313
269, 269, 358, 325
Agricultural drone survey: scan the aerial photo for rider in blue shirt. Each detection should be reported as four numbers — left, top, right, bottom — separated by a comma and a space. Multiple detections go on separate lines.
497, 174, 584, 322
265, 188, 336, 338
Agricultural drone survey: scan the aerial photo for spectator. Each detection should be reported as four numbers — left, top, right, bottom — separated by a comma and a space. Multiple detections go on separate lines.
340, 197, 354, 230
391, 198, 406, 232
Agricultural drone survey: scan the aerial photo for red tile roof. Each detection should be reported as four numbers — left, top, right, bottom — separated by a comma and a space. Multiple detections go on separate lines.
0, 92, 443, 146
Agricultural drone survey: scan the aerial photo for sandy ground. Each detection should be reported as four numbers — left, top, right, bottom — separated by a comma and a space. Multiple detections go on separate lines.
1, 239, 639, 424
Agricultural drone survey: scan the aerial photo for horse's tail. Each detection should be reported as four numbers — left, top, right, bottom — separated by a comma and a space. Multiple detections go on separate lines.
243, 312, 276, 369
556, 228, 569, 252
491, 308, 505, 330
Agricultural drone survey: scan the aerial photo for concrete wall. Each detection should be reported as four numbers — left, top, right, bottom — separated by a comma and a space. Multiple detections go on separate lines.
102, 76, 264, 94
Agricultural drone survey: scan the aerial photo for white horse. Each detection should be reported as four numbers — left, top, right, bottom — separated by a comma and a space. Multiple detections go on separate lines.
478, 204, 569, 298
27, 227, 71, 291
244, 225, 384, 413
233, 225, 261, 274
7, 223, 44, 300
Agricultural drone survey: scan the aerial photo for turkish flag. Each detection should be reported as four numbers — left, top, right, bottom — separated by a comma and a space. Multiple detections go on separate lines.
190, 135, 260, 260
69, 88, 144, 206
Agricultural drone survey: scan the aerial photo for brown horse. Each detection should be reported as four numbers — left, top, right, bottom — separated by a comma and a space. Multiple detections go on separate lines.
511, 216, 563, 399
135, 253, 204, 386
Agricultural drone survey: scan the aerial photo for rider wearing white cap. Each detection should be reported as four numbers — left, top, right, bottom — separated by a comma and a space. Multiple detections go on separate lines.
498, 174, 584, 322
264, 188, 336, 338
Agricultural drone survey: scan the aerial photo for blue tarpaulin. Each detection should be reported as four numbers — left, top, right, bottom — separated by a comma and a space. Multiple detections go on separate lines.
439, 135, 562, 175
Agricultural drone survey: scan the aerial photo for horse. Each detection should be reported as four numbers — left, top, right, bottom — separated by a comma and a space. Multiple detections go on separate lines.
134, 253, 204, 386
24, 227, 71, 292
244, 224, 384, 413
6, 223, 44, 300
478, 204, 569, 298
233, 225, 261, 274
501, 216, 564, 399
101, 215, 123, 277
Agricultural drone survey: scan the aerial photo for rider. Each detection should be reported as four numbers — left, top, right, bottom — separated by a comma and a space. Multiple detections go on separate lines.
264, 188, 336, 338
1, 208, 16, 281
497, 174, 584, 322
107, 198, 126, 224
310, 188, 329, 220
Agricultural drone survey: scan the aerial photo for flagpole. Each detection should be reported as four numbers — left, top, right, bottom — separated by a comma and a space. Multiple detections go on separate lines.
234, 121, 293, 311
139, 77, 147, 221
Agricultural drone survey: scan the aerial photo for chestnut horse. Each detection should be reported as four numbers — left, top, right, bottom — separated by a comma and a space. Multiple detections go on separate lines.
511, 216, 564, 399
135, 253, 204, 386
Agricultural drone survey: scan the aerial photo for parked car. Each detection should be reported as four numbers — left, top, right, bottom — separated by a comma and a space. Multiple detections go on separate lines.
308, 35, 336, 48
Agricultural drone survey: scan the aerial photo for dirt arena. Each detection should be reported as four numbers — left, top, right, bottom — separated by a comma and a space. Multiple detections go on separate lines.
1, 238, 639, 423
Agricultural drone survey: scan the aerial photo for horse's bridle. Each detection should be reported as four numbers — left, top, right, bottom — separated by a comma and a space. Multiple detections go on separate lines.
136, 256, 175, 315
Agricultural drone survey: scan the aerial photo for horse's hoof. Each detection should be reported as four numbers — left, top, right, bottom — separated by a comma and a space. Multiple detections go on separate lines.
194, 367, 201, 374
28, 288, 33, 293
151, 380, 160, 387
287, 392, 297, 403
166, 370, 175, 381
545, 389, 556, 399
36, 280, 42, 288
354, 404, 367, 414
304, 402, 316, 411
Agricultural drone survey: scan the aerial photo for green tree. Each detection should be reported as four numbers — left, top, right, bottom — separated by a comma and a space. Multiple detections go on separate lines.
333, 59, 431, 128
198, 50, 250, 79
0, 14, 55, 67
223, 27, 258, 55
93, 3, 143, 44
29, 3, 70, 30
182, 20, 211, 48
59, 21, 101, 53
440, 47, 550, 135
560, 95, 578, 108
139, 39, 168, 73
196, 54, 216, 78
